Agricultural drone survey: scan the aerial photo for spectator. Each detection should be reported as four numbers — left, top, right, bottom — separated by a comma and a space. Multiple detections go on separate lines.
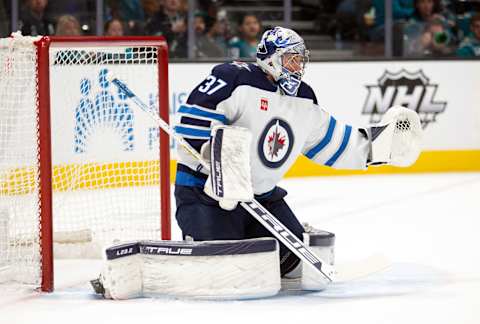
410, 0, 444, 23
194, 12, 207, 35
105, 18, 124, 36
366, 0, 414, 41
407, 0, 456, 31
55, 14, 81, 36
141, 0, 162, 35
457, 13, 480, 57
107, 0, 145, 22
107, 0, 145, 35
228, 13, 262, 59
19, 0, 55, 36
147, 0, 188, 58
195, 0, 221, 30
196, 17, 229, 58
405, 18, 454, 56
335, 0, 373, 40
402, 0, 457, 55
439, 0, 456, 28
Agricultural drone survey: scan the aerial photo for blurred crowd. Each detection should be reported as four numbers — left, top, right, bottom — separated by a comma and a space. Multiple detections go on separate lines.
1, 0, 479, 58
335, 0, 480, 57
0, 0, 261, 59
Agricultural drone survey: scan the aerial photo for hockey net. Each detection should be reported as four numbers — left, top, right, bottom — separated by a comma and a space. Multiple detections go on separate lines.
0, 34, 171, 291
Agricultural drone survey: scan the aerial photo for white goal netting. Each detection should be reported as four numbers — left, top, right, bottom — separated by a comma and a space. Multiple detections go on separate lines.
0, 34, 170, 288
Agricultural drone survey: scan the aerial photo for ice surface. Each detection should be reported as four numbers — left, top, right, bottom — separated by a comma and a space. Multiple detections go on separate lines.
1, 172, 479, 324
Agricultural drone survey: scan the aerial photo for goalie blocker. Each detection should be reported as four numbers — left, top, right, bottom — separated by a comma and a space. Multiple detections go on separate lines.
203, 125, 254, 210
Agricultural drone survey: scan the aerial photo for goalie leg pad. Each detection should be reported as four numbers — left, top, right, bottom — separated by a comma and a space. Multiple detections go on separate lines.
95, 238, 281, 300
301, 230, 335, 291
99, 242, 143, 300
281, 228, 335, 291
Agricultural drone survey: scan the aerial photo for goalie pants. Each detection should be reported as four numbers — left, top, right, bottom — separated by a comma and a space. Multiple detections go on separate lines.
174, 184, 304, 276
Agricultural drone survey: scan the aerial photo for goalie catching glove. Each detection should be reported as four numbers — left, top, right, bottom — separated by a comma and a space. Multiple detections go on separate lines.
203, 125, 254, 210
367, 106, 423, 167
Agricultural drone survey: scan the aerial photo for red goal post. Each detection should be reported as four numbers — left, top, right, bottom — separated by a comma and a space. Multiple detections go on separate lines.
0, 34, 171, 292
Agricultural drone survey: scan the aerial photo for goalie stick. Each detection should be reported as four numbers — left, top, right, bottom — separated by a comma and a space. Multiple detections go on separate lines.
281, 254, 392, 292
111, 78, 335, 282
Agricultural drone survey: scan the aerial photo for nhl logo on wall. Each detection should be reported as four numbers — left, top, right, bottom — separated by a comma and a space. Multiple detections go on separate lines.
363, 69, 447, 129
258, 118, 294, 168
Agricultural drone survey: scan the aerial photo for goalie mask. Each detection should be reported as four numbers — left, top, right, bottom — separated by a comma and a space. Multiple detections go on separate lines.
256, 27, 309, 96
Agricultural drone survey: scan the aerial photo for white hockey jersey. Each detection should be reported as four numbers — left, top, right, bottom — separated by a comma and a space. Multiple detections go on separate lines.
174, 62, 370, 195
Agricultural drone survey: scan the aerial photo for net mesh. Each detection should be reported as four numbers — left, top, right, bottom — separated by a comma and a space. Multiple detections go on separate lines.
0, 36, 42, 286
0, 35, 169, 287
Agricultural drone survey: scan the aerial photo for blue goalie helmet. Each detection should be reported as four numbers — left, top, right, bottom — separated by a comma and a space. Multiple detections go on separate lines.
256, 26, 309, 96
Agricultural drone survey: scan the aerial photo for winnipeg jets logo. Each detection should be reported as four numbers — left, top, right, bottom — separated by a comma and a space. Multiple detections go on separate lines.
258, 119, 294, 168
267, 127, 286, 159
363, 69, 446, 129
